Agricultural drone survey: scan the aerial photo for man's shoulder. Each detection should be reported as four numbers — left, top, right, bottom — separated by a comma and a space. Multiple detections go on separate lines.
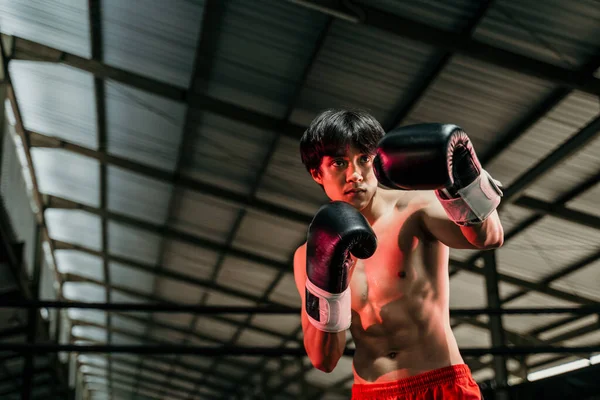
296, 241, 307, 252
294, 242, 307, 263
389, 189, 437, 211
293, 242, 307, 284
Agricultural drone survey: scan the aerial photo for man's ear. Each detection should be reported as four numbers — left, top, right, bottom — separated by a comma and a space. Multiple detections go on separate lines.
310, 168, 323, 185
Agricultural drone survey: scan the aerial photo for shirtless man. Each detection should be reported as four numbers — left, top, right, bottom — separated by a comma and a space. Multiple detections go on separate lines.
293, 109, 504, 399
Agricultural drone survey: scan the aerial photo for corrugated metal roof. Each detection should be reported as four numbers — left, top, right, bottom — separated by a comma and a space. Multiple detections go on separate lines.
110, 261, 157, 295
195, 317, 238, 342
108, 165, 173, 225
102, 0, 205, 88
9, 61, 97, 148
567, 182, 600, 217
267, 272, 301, 307
105, 81, 187, 171
496, 215, 600, 282
111, 314, 147, 336
169, 188, 241, 243
449, 271, 487, 308
474, 0, 600, 69
357, 0, 485, 32
563, 329, 600, 347
538, 314, 599, 342
153, 312, 193, 330
237, 329, 281, 347
251, 313, 300, 336
450, 271, 522, 314
63, 282, 106, 302
498, 204, 539, 233
154, 277, 204, 304
55, 249, 102, 281
215, 255, 279, 296
487, 91, 599, 188
108, 221, 162, 265
234, 209, 306, 262
257, 135, 329, 215
204, 0, 329, 118
45, 208, 101, 250
0, 0, 91, 58
550, 258, 600, 302
290, 20, 438, 127
162, 239, 219, 280
405, 54, 556, 156
2, 0, 600, 396
32, 148, 100, 206
111, 289, 148, 304
450, 204, 538, 262
184, 111, 275, 195
502, 292, 578, 333
523, 123, 600, 203
453, 324, 491, 348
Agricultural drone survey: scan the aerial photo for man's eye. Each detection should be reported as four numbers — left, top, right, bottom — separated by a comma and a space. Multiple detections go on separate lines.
360, 155, 372, 163
332, 159, 345, 167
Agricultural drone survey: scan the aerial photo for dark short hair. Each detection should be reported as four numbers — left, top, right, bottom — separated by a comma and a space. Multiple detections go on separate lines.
299, 109, 385, 175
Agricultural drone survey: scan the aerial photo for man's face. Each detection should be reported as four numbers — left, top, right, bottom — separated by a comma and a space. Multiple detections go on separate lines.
311, 145, 378, 210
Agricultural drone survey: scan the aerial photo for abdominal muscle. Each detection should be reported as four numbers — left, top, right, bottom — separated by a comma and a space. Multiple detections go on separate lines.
349, 299, 463, 384
347, 238, 464, 384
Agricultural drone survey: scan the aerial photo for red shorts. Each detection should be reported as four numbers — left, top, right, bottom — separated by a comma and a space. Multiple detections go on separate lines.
351, 364, 482, 400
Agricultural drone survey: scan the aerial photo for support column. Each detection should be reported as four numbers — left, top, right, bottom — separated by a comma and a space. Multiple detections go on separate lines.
22, 223, 42, 400
482, 251, 509, 398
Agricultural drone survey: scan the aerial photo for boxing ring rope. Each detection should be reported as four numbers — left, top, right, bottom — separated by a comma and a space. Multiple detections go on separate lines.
2, 300, 600, 316
0, 343, 599, 357
3, 301, 598, 357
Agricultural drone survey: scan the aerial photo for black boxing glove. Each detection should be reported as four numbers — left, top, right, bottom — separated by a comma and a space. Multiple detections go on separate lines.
305, 201, 377, 332
373, 123, 503, 226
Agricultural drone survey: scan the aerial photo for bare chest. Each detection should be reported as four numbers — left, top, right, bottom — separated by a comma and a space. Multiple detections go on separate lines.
348, 208, 443, 331
349, 211, 420, 309
349, 235, 409, 311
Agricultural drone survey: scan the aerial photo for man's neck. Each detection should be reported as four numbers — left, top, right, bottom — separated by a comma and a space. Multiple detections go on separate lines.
361, 189, 393, 225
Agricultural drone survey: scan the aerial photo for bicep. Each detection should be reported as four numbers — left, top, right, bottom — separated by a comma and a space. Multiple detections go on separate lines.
293, 244, 307, 305
293, 245, 313, 332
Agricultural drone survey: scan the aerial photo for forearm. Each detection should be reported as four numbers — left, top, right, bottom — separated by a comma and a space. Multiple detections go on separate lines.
302, 312, 346, 372
459, 210, 504, 249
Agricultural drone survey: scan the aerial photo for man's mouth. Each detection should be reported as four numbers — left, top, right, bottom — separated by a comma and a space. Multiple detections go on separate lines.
345, 188, 366, 194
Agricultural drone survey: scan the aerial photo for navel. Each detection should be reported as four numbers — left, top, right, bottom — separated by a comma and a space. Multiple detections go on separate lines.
398, 271, 407, 279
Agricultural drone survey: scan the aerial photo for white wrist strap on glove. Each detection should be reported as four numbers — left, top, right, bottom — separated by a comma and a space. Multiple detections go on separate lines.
436, 170, 503, 226
305, 279, 352, 333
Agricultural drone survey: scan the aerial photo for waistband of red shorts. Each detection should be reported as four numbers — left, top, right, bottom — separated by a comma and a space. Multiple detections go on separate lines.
351, 364, 474, 396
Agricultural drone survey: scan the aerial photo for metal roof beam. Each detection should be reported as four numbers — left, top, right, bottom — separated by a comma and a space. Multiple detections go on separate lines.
513, 196, 600, 230
291, 1, 600, 95
87, 2, 112, 397
8, 36, 306, 140
501, 115, 600, 203
29, 130, 312, 225
45, 194, 290, 271
385, 0, 496, 129
185, 15, 334, 399
46, 193, 598, 307
480, 54, 600, 166
0, 36, 72, 400
56, 271, 297, 344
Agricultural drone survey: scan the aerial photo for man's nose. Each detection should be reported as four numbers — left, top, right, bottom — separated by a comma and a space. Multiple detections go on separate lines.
347, 164, 363, 182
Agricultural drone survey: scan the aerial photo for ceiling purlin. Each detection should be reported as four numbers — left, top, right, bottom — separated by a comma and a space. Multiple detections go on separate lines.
184, 15, 335, 400
128, 1, 225, 397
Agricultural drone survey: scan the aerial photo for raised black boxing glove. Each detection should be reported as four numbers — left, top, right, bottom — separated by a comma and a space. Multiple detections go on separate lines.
305, 201, 377, 332
373, 123, 503, 226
